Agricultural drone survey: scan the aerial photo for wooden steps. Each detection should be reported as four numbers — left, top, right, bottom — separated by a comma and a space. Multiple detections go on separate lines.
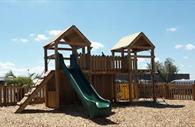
15, 71, 54, 113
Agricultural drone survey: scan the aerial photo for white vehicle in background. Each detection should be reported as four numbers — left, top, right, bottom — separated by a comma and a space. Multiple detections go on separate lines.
171, 79, 195, 85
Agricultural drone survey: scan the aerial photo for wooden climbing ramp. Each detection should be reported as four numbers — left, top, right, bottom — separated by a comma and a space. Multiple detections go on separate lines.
15, 71, 54, 113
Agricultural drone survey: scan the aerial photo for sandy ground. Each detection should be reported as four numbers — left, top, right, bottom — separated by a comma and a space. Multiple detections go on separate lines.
0, 99, 195, 127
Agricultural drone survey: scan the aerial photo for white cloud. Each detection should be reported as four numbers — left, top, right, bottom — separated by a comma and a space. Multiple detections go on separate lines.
185, 43, 195, 50
11, 38, 29, 43
48, 30, 62, 36
175, 44, 183, 49
0, 61, 45, 77
34, 34, 48, 42
174, 43, 195, 51
138, 58, 146, 62
0, 62, 15, 70
91, 41, 104, 51
166, 27, 177, 32
28, 66, 44, 75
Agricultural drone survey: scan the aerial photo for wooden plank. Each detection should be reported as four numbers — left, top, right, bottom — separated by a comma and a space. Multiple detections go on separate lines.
0, 86, 2, 106
15, 71, 54, 113
48, 54, 70, 60
48, 47, 73, 51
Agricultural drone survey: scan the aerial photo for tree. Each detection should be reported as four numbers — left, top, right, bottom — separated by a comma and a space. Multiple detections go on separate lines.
147, 58, 179, 83
5, 70, 34, 86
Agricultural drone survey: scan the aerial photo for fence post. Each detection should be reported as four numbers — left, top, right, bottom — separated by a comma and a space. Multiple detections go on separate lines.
192, 84, 195, 101
164, 83, 169, 99
3, 85, 7, 106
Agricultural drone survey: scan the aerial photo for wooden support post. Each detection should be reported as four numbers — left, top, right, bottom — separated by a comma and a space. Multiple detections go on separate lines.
192, 84, 195, 101
151, 49, 156, 102
3, 85, 7, 106
87, 46, 92, 83
44, 48, 48, 72
87, 46, 91, 55
82, 47, 85, 54
164, 83, 169, 99
111, 51, 116, 102
121, 49, 124, 71
55, 44, 60, 108
72, 46, 78, 57
133, 52, 138, 99
128, 48, 132, 102
44, 47, 48, 106
112, 51, 115, 56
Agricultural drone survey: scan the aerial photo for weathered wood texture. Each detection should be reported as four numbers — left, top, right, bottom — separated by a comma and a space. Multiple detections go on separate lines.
135, 83, 195, 100
46, 71, 114, 106
0, 85, 44, 106
78, 54, 130, 72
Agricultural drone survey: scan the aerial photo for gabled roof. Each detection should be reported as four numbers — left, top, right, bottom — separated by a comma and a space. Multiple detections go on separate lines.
111, 32, 155, 52
45, 25, 91, 48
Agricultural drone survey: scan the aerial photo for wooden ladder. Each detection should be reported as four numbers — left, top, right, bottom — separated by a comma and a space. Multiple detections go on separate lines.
15, 70, 54, 113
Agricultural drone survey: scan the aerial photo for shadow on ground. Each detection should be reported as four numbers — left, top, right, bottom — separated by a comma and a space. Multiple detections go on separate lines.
113, 100, 185, 109
21, 104, 118, 126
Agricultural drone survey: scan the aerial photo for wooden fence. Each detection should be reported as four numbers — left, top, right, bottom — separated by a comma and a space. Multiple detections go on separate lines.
1, 82, 194, 107
0, 85, 45, 106
135, 83, 195, 100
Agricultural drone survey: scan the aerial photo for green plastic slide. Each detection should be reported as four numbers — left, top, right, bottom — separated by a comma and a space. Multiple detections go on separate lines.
58, 53, 111, 118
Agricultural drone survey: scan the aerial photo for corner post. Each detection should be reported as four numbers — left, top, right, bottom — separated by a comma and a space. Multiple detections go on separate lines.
44, 47, 48, 106
87, 46, 92, 83
128, 48, 132, 102
111, 51, 116, 102
44, 47, 48, 72
151, 49, 156, 102
192, 84, 195, 101
55, 43, 60, 108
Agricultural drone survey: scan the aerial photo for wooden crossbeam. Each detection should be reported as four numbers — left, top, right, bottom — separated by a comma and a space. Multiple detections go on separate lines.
48, 47, 73, 51
47, 54, 70, 60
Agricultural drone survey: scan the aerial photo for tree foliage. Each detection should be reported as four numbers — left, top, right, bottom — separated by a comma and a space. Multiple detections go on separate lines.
5, 70, 35, 86
147, 58, 179, 83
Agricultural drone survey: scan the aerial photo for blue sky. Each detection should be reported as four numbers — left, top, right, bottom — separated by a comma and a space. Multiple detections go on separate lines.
0, 0, 195, 79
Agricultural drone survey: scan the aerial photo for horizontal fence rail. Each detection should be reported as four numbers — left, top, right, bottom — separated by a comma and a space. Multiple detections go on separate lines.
0, 85, 45, 106
1, 82, 195, 107
135, 83, 195, 100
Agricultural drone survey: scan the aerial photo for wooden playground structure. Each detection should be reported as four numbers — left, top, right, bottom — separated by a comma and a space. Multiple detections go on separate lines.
15, 25, 156, 113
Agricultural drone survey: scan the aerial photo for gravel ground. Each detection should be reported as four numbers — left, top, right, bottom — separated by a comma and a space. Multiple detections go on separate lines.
0, 99, 195, 127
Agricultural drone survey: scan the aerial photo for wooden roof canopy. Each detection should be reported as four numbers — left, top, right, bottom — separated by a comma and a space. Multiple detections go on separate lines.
44, 25, 91, 49
111, 32, 155, 52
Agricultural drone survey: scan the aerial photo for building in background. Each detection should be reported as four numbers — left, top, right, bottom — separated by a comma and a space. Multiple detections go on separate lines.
0, 77, 5, 85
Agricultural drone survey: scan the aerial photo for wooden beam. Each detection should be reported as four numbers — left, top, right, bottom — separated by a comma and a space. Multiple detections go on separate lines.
135, 55, 154, 58
87, 46, 91, 55
111, 51, 115, 56
151, 49, 156, 102
128, 48, 132, 102
132, 45, 152, 49
48, 47, 72, 51
47, 54, 70, 60
82, 47, 85, 54
44, 48, 48, 72
55, 44, 60, 108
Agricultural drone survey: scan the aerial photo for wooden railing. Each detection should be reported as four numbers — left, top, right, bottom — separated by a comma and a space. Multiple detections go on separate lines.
78, 54, 129, 72
0, 85, 45, 106
136, 83, 165, 98
135, 83, 195, 100
168, 84, 193, 100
